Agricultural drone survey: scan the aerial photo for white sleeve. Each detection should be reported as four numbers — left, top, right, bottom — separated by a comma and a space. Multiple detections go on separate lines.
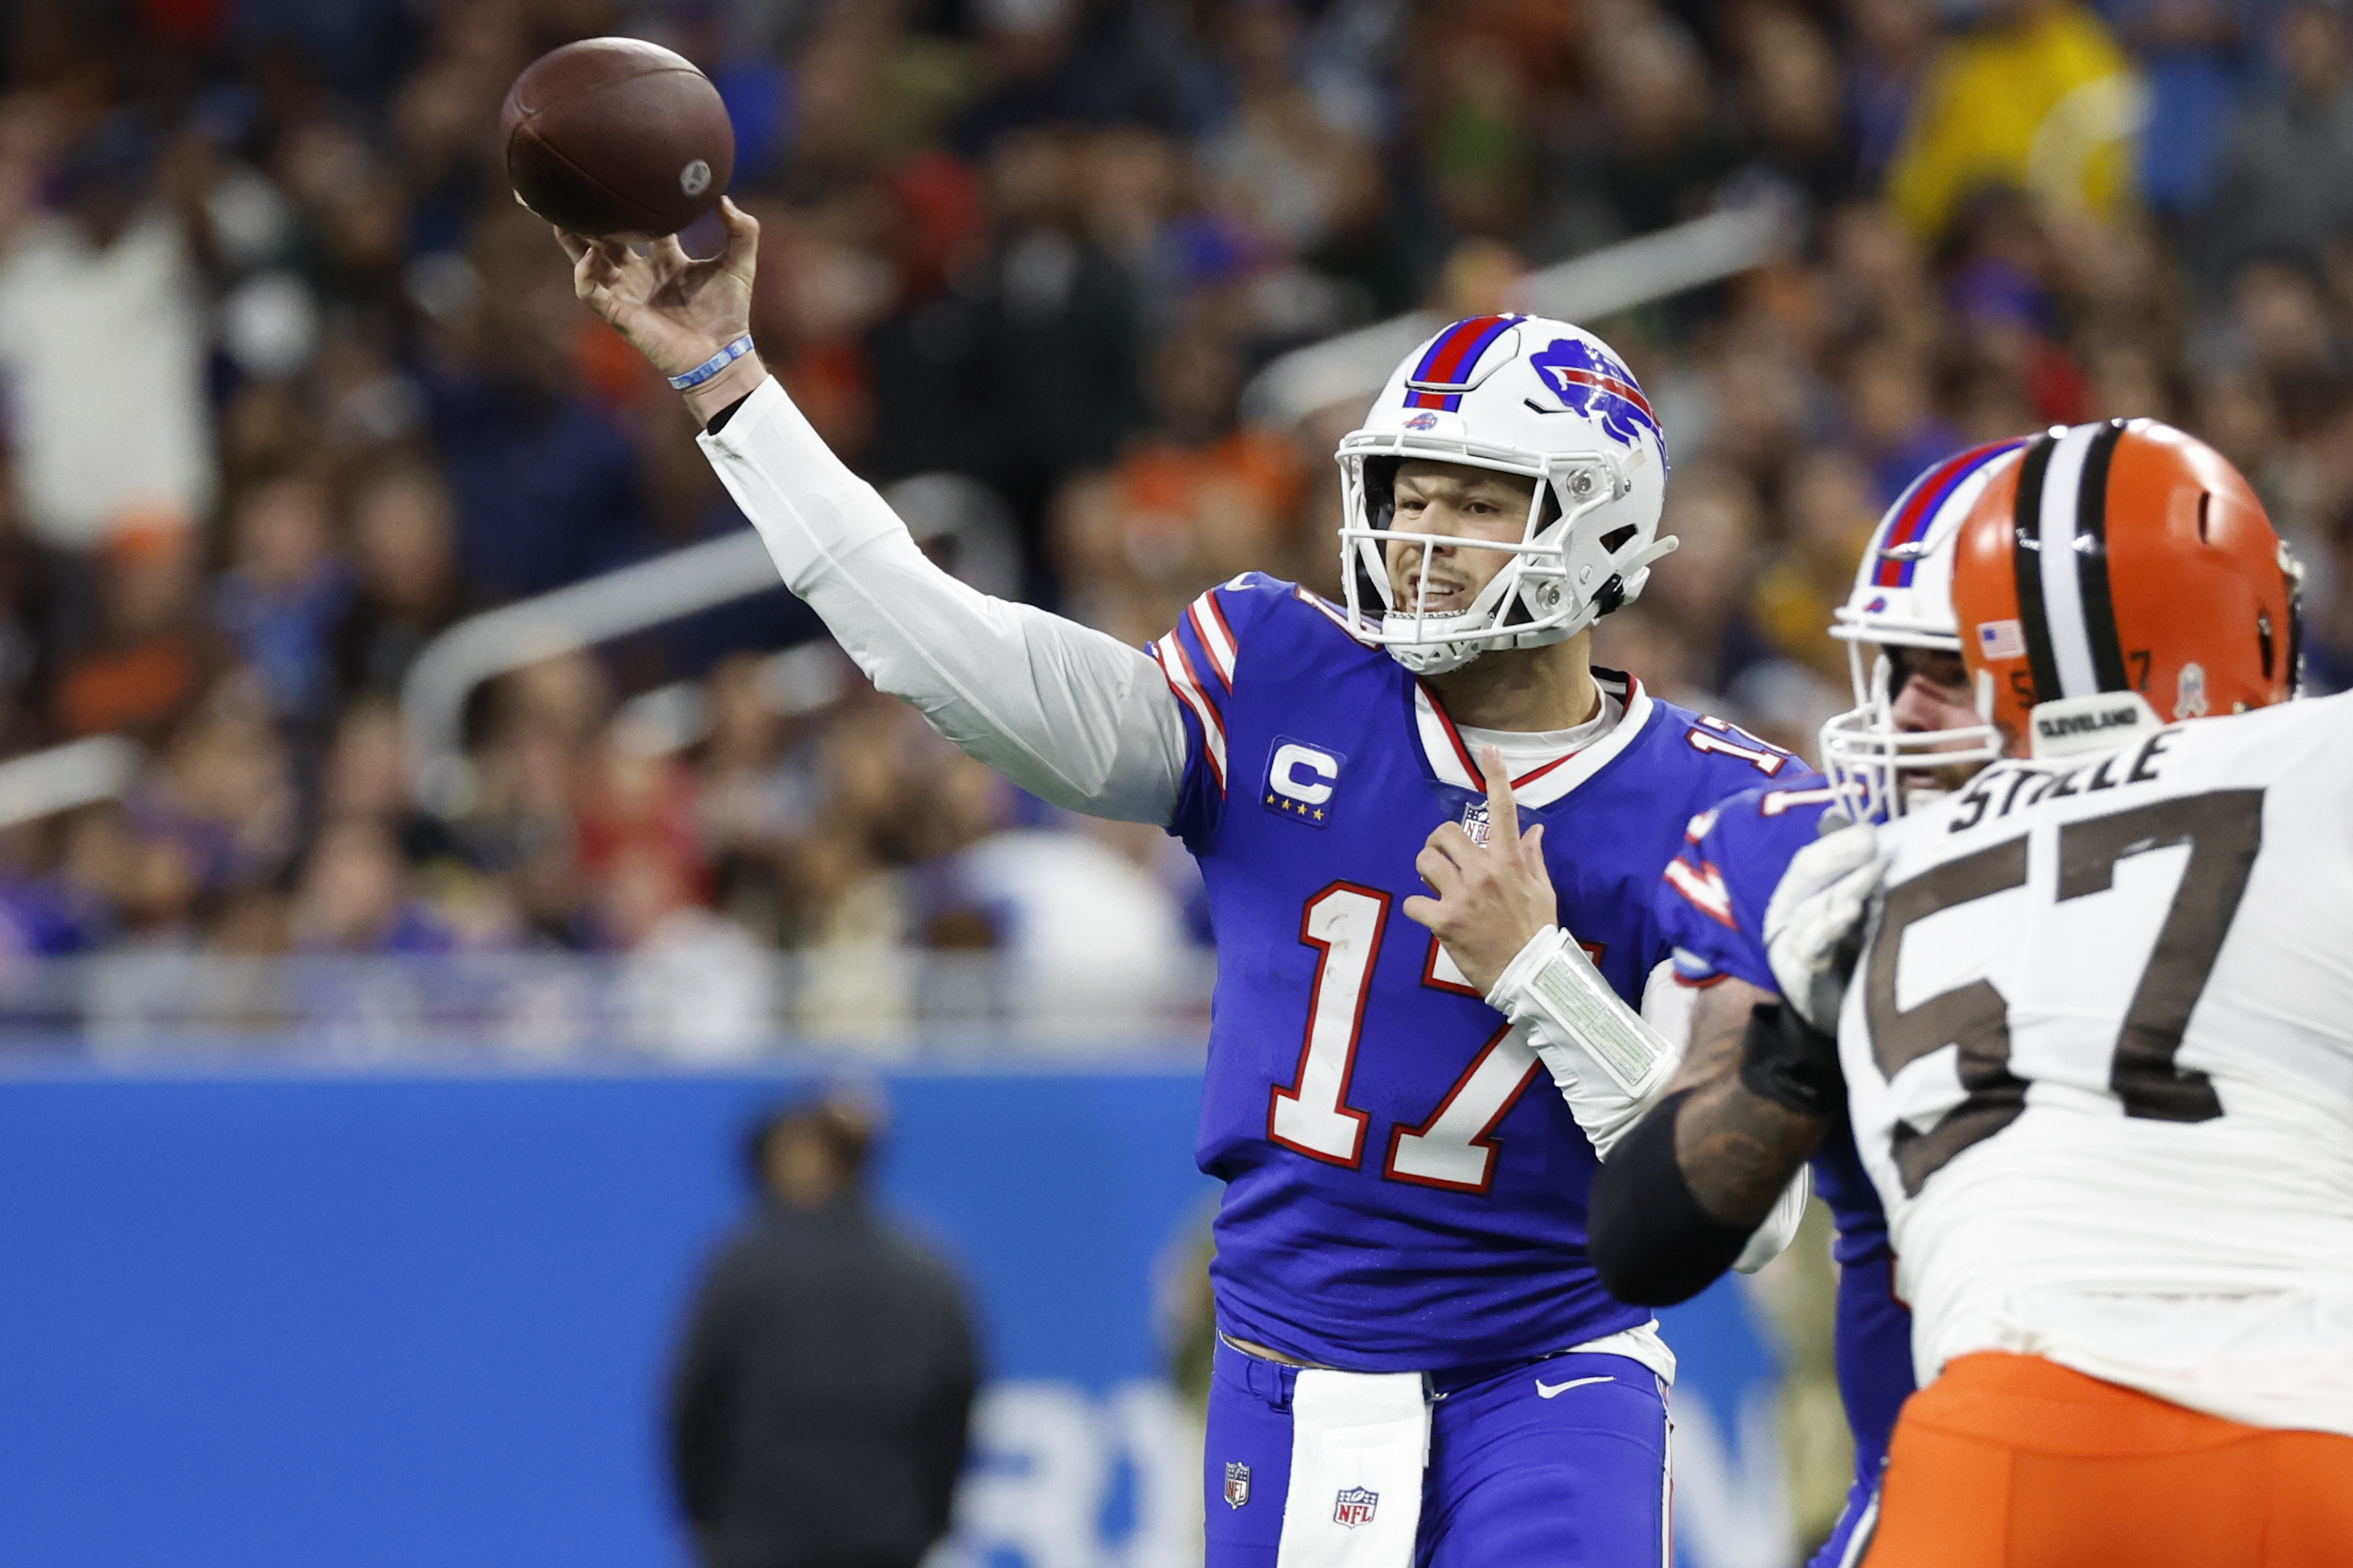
1488, 936, 1682, 1159
1730, 1165, 1810, 1274
696, 378, 1189, 825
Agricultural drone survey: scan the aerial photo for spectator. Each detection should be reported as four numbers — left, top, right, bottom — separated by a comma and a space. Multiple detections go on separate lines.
421, 208, 652, 601
53, 508, 214, 744
669, 1094, 978, 1568
1846, 0, 1940, 182
1637, 463, 1773, 699
293, 816, 454, 955
333, 462, 464, 701
2106, 0, 2255, 217
1754, 449, 1883, 686
0, 110, 215, 553
1885, 0, 2138, 242
1844, 336, 1970, 505
127, 682, 301, 917
2195, 0, 2353, 283
1596, 10, 1740, 236
212, 470, 349, 732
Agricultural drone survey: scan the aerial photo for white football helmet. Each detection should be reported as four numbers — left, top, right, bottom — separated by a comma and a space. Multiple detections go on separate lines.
1819, 438, 2027, 817
1335, 314, 1675, 675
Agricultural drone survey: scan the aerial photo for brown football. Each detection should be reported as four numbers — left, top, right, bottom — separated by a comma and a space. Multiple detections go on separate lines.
500, 37, 735, 239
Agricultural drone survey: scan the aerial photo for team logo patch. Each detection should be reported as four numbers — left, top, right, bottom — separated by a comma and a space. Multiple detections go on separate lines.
1403, 410, 1439, 431
1224, 1461, 1251, 1509
1334, 1486, 1378, 1527
1977, 619, 2027, 660
1264, 738, 1344, 827
1526, 337, 1662, 458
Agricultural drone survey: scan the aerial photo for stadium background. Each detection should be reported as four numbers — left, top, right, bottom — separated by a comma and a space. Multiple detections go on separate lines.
0, 0, 2347, 1562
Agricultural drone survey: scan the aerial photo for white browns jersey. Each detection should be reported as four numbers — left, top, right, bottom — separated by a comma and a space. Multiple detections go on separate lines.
1836, 690, 2353, 1436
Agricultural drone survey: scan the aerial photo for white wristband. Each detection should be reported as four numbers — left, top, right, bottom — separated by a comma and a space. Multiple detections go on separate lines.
1486, 925, 1673, 1098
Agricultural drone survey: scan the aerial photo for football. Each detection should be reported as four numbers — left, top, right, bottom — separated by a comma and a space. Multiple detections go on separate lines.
499, 38, 735, 239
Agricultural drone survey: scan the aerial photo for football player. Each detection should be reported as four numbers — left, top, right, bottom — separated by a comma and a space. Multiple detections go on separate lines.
1595, 418, 2353, 1563
1616, 437, 2031, 1567
558, 204, 1811, 1564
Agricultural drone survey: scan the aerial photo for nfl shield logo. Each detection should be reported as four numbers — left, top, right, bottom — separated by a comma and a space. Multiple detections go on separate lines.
1334, 1486, 1378, 1528
1460, 799, 1491, 847
1224, 1461, 1251, 1510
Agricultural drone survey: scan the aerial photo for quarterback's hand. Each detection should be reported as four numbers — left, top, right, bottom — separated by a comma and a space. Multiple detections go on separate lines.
1404, 745, 1554, 996
1763, 819, 1886, 1030
556, 196, 764, 417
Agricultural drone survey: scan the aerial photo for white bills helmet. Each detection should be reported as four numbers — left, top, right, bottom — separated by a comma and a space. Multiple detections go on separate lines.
1819, 438, 2027, 816
1335, 315, 1675, 675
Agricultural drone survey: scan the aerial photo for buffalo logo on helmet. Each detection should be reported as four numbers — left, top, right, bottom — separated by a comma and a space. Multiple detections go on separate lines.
1525, 337, 1664, 459
1403, 410, 1439, 431
1334, 1486, 1378, 1527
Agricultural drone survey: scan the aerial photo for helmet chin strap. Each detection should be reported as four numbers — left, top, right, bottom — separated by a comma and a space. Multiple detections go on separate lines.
1382, 619, 1572, 675
1380, 530, 1677, 675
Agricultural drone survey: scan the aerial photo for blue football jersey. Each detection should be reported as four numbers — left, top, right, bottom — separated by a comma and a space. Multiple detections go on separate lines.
1149, 574, 1808, 1372
1654, 781, 1915, 1483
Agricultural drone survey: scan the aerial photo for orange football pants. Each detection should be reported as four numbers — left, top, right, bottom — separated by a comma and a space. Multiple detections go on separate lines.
1864, 1352, 2353, 1567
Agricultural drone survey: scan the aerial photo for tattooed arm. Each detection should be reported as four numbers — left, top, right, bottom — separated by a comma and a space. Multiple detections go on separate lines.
1586, 976, 1837, 1304
1668, 977, 1833, 1226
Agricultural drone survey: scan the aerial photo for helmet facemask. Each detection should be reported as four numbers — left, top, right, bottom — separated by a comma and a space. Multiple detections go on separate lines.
1335, 435, 1676, 677
1816, 436, 2031, 819
1818, 637, 2003, 820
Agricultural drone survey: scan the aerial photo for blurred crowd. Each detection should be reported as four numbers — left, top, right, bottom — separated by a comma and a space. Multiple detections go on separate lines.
0, 0, 2347, 1017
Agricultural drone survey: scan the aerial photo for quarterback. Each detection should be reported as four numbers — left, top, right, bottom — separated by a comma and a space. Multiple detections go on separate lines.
558, 202, 1810, 1562
1596, 418, 2353, 1562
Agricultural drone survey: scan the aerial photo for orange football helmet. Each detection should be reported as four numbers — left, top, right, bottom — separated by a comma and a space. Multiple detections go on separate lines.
1951, 419, 2301, 756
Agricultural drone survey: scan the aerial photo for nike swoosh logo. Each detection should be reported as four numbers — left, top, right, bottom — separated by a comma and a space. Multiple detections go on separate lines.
1535, 1375, 1613, 1398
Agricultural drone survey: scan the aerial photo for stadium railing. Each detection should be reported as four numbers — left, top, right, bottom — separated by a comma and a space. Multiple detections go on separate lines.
0, 948, 1217, 1055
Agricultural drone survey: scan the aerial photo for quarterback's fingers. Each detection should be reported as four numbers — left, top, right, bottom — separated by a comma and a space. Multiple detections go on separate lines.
554, 227, 590, 263
592, 238, 644, 288
1479, 745, 1519, 852
650, 232, 692, 275
718, 196, 761, 283
573, 258, 611, 307
1423, 821, 1485, 874
1416, 844, 1465, 897
1401, 892, 1441, 929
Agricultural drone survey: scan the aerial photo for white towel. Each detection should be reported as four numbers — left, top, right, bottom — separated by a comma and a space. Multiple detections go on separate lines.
1275, 1368, 1430, 1568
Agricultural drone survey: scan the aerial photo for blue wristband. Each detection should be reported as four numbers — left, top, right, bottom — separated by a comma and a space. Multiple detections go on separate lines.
668, 334, 755, 391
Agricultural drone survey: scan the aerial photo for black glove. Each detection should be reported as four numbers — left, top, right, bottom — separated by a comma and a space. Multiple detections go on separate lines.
1737, 1000, 1846, 1120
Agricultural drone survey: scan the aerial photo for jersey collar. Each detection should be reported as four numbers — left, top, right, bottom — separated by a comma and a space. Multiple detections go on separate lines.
1411, 670, 1653, 809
